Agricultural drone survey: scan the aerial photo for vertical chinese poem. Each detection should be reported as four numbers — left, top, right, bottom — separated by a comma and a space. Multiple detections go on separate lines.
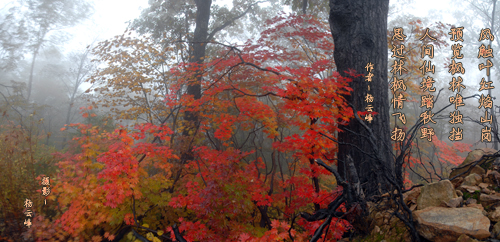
419, 28, 438, 142
477, 28, 495, 142
390, 27, 407, 142
448, 26, 466, 141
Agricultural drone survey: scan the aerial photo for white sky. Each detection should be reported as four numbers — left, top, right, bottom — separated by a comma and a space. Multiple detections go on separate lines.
0, 0, 149, 52
390, 0, 457, 23
0, 0, 467, 53
64, 0, 149, 51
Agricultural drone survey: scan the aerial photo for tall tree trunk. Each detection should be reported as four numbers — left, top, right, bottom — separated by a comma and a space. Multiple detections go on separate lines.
181, 0, 211, 147
172, 0, 212, 188
329, 0, 392, 197
61, 87, 77, 149
27, 27, 46, 101
61, 51, 89, 149
27, 44, 40, 101
45, 117, 51, 145
187, 0, 210, 99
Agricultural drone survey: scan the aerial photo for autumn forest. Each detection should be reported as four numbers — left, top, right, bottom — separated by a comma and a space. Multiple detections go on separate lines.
2, 0, 500, 241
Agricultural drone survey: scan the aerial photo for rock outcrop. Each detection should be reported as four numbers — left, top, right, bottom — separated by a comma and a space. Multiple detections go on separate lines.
462, 173, 482, 186
413, 207, 490, 242
449, 148, 497, 178
417, 180, 457, 210
365, 148, 500, 241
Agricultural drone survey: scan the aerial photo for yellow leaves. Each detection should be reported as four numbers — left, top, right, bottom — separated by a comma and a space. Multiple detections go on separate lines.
88, 35, 182, 124
89, 162, 105, 170
125, 230, 162, 242
146, 232, 155, 240
91, 235, 102, 242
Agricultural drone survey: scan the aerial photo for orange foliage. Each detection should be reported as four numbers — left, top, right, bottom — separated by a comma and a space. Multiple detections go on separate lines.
27, 14, 356, 241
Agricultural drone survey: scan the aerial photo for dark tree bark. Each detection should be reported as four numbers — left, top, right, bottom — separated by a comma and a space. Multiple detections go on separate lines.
329, 0, 393, 197
181, 0, 211, 137
181, 0, 254, 142
174, 0, 212, 194
187, 0, 211, 102
173, 0, 257, 190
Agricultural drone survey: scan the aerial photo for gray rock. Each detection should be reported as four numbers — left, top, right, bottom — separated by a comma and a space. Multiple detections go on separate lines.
480, 194, 500, 206
489, 207, 500, 222
465, 198, 477, 205
444, 197, 463, 208
492, 221, 500, 239
462, 174, 482, 186
456, 234, 479, 242
417, 180, 457, 210
414, 207, 490, 242
459, 185, 481, 193
449, 148, 496, 178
